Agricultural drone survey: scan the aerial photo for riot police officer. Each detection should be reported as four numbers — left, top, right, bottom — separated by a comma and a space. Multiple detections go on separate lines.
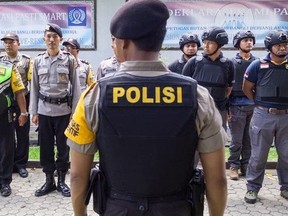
65, 1, 227, 215
243, 29, 288, 203
0, 55, 27, 197
182, 27, 235, 130
30, 23, 76, 197
228, 31, 257, 180
1, 33, 33, 178
62, 38, 95, 112
168, 32, 201, 74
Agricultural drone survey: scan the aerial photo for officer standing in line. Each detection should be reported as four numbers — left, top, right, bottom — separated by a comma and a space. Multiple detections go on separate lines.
1, 33, 33, 178
228, 31, 257, 181
0, 54, 28, 197
168, 32, 201, 74
243, 29, 288, 204
95, 35, 124, 80
62, 38, 95, 112
182, 27, 235, 131
65, 0, 227, 215
29, 23, 76, 197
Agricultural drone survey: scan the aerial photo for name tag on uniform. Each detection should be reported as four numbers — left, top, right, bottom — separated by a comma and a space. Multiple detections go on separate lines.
105, 82, 194, 107
0, 67, 6, 75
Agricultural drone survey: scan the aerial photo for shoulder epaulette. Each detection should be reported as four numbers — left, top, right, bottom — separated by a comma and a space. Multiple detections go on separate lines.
80, 59, 90, 65
21, 54, 31, 59
37, 51, 46, 56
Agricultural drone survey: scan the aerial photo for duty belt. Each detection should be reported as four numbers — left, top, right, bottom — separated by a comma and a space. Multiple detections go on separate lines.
257, 106, 288, 115
108, 189, 187, 203
39, 93, 68, 105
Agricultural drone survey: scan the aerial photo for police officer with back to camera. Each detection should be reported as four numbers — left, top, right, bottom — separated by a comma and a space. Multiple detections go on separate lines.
182, 26, 235, 131
228, 31, 257, 181
29, 23, 76, 197
62, 38, 95, 112
1, 32, 33, 178
0, 51, 28, 197
243, 29, 288, 204
65, 0, 227, 215
168, 32, 201, 74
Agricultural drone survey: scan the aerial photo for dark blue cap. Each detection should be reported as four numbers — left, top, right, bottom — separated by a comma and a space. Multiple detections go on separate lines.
110, 0, 169, 40
63, 38, 80, 49
45, 23, 62, 38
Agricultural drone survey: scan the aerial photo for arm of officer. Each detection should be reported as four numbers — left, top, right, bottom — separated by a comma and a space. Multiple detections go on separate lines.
70, 149, 94, 216
200, 146, 227, 216
243, 80, 255, 100
15, 90, 28, 126
11, 66, 27, 126
65, 83, 99, 216
196, 85, 227, 216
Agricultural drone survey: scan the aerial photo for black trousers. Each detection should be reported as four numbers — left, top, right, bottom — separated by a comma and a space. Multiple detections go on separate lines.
38, 114, 70, 174
14, 93, 30, 170
0, 110, 14, 185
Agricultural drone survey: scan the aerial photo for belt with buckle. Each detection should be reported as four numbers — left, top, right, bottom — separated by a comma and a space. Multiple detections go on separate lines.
257, 106, 288, 114
108, 189, 186, 203
39, 93, 68, 105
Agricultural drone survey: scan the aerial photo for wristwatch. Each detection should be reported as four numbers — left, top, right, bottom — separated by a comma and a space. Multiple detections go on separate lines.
20, 112, 29, 116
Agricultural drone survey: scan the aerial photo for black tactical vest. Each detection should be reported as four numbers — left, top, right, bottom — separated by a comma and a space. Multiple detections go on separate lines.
255, 60, 288, 107
192, 56, 229, 110
231, 56, 256, 97
97, 72, 198, 197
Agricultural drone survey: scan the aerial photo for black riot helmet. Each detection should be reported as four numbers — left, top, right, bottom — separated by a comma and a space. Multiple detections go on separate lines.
233, 31, 256, 48
179, 33, 201, 50
264, 29, 288, 51
201, 27, 228, 47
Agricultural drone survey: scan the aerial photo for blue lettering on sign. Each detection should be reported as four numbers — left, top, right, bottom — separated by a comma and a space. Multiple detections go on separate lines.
68, 7, 86, 26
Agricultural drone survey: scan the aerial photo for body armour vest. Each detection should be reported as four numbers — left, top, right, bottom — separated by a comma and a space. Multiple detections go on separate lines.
97, 72, 199, 197
255, 60, 288, 107
192, 56, 228, 110
231, 56, 256, 97
168, 55, 187, 74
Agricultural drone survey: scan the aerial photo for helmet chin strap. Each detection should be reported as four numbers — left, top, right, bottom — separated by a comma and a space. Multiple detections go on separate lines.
240, 47, 250, 54
185, 54, 196, 59
207, 45, 220, 56
270, 49, 287, 58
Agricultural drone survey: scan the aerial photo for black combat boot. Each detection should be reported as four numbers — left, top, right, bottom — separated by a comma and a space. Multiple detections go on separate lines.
56, 171, 71, 197
35, 173, 57, 197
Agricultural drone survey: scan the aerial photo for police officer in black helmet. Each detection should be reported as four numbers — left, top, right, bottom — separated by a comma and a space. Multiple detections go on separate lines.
228, 31, 257, 181
243, 29, 288, 204
168, 33, 201, 74
183, 26, 235, 131
65, 1, 227, 215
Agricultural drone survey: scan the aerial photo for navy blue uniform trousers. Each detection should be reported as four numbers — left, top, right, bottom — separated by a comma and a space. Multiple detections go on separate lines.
38, 114, 70, 174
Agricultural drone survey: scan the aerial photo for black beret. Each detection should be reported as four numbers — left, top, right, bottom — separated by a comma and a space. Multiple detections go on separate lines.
1, 32, 19, 42
63, 38, 80, 49
110, 0, 169, 40
45, 23, 63, 38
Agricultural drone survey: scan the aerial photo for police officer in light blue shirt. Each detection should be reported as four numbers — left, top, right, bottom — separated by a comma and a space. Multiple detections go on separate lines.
30, 23, 76, 197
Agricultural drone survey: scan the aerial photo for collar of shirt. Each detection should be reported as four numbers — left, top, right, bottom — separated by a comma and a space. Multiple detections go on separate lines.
203, 51, 224, 61
119, 60, 169, 77
44, 49, 65, 60
235, 53, 253, 61
264, 53, 288, 65
2, 52, 21, 63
